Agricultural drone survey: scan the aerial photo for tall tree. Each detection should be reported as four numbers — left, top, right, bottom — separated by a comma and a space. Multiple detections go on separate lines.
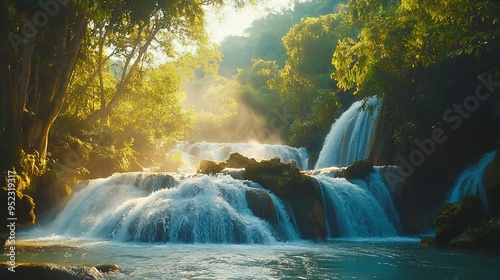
0, 0, 252, 179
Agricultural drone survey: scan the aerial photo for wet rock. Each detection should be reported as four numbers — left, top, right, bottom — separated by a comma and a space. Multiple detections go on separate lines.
0, 263, 120, 280
433, 195, 484, 247
95, 263, 121, 273
338, 159, 374, 180
244, 158, 327, 239
449, 218, 500, 251
198, 160, 225, 175
245, 188, 277, 222
225, 153, 257, 168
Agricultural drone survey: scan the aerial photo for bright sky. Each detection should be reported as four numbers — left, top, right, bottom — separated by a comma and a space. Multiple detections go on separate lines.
205, 0, 297, 43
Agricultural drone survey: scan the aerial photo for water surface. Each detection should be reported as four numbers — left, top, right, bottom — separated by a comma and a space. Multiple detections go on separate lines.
6, 235, 500, 279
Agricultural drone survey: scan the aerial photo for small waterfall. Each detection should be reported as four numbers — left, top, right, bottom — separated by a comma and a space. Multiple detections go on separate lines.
48, 173, 299, 243
168, 142, 309, 171
315, 96, 380, 169
448, 150, 497, 208
314, 169, 400, 237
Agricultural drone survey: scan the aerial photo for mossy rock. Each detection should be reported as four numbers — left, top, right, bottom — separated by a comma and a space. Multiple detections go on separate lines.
244, 157, 295, 196
0, 263, 120, 279
244, 158, 327, 239
339, 159, 374, 180
245, 188, 277, 223
225, 153, 257, 168
198, 160, 225, 175
433, 195, 484, 247
449, 218, 500, 251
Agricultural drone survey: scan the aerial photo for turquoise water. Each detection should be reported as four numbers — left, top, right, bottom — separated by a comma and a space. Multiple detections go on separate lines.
6, 235, 500, 279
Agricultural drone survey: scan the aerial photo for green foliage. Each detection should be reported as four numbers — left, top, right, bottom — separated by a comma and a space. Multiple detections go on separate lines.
329, 0, 500, 158
333, 0, 500, 92
218, 0, 344, 78
277, 14, 346, 149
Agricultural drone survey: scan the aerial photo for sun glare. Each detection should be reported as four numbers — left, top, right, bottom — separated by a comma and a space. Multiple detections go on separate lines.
205, 0, 296, 43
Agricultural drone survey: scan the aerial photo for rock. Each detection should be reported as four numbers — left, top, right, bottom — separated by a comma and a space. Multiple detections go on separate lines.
225, 153, 257, 168
198, 160, 225, 175
483, 147, 500, 216
94, 264, 121, 273
244, 158, 327, 239
245, 188, 277, 223
449, 218, 500, 251
433, 195, 484, 247
0, 262, 120, 280
340, 159, 374, 180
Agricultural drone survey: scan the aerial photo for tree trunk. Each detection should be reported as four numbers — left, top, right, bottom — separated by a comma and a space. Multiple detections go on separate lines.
87, 22, 160, 122
1, 3, 88, 175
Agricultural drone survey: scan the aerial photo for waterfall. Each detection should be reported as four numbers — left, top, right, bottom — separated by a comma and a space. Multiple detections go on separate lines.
168, 142, 309, 171
48, 173, 299, 243
315, 96, 380, 169
46, 168, 401, 242
448, 150, 497, 208
314, 168, 400, 237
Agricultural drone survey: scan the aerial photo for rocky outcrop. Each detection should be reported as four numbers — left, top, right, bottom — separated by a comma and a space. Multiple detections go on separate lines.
0, 263, 120, 280
225, 153, 257, 168
244, 158, 327, 239
339, 159, 374, 180
245, 188, 277, 223
449, 218, 500, 250
197, 160, 226, 175
483, 148, 500, 216
425, 195, 484, 248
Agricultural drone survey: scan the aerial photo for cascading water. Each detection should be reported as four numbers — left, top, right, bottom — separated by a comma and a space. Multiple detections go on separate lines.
314, 167, 400, 238
168, 142, 309, 171
39, 95, 406, 244
46, 169, 400, 242
447, 150, 497, 208
315, 96, 380, 169
47, 173, 299, 243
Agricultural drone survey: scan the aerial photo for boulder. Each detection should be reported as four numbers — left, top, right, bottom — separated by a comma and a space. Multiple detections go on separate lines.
449, 218, 500, 251
339, 159, 374, 180
225, 153, 257, 168
198, 160, 225, 175
433, 195, 484, 247
244, 158, 327, 239
0, 263, 120, 280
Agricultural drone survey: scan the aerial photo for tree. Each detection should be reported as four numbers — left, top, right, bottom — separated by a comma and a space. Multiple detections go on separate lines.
332, 0, 500, 92
0, 0, 252, 179
1, 1, 89, 176
279, 14, 342, 120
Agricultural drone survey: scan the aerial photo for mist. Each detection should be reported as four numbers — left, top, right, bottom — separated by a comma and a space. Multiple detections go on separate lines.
182, 76, 285, 144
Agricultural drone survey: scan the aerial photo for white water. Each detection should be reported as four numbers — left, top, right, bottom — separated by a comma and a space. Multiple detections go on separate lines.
314, 168, 400, 237
48, 173, 299, 243
448, 150, 497, 207
315, 96, 380, 169
168, 141, 309, 171
43, 166, 401, 243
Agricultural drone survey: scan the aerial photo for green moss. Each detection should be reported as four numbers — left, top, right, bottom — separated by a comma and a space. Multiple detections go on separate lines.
433, 195, 484, 247
450, 218, 500, 251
